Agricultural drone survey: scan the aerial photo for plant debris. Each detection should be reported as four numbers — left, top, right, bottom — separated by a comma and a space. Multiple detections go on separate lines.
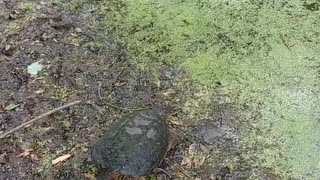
52, 154, 71, 165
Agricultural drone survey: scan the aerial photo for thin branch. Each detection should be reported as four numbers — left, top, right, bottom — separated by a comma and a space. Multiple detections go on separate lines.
166, 159, 191, 179
280, 35, 291, 51
0, 100, 82, 139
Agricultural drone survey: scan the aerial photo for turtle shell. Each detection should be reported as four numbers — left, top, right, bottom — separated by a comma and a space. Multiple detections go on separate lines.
91, 108, 169, 177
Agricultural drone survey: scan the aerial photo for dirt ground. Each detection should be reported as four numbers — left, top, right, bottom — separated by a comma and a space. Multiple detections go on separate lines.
0, 0, 193, 179
0, 0, 168, 178
0, 0, 292, 179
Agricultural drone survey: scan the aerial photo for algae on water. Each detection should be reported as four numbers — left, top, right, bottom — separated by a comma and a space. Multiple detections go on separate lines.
109, 0, 320, 178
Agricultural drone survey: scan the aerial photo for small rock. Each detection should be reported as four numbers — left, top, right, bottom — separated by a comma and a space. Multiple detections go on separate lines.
75, 27, 82, 33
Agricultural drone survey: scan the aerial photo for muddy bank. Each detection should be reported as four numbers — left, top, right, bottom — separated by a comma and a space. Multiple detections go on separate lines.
0, 0, 175, 179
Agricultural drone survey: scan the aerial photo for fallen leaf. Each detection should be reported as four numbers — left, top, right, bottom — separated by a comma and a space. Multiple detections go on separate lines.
114, 82, 126, 87
52, 154, 71, 165
18, 149, 34, 157
182, 143, 208, 169
169, 116, 182, 125
4, 103, 19, 111
35, 89, 45, 94
27, 62, 43, 75
84, 173, 96, 180
25, 124, 33, 128
192, 154, 206, 168
162, 89, 176, 97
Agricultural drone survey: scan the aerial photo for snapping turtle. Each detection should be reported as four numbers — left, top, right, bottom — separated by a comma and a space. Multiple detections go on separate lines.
91, 107, 170, 179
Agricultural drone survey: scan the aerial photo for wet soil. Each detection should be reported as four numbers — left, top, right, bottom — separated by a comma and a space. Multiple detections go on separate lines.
0, 0, 175, 179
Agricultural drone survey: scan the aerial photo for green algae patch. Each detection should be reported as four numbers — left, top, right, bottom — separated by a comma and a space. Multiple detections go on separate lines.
109, 0, 320, 178
184, 1, 320, 178
105, 1, 218, 69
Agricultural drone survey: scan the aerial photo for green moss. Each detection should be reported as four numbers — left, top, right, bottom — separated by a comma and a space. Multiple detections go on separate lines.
184, 1, 319, 177
128, 1, 215, 66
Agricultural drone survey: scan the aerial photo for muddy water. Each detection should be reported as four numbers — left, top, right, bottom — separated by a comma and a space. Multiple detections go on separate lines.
120, 0, 320, 178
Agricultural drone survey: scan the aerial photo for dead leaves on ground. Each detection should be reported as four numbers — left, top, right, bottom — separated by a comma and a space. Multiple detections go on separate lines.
18, 148, 34, 158
52, 154, 71, 165
181, 143, 209, 169
17, 147, 39, 161
51, 143, 87, 165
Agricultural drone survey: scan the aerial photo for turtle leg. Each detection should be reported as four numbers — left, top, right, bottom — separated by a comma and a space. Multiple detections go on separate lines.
107, 171, 121, 180
96, 169, 120, 180
167, 129, 181, 152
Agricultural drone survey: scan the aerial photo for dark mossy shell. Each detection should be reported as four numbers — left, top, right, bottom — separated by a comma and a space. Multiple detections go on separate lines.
91, 108, 169, 176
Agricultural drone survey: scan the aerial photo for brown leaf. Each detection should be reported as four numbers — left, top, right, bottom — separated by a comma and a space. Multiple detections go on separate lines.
52, 154, 71, 165
182, 143, 208, 169
18, 149, 34, 157
114, 82, 126, 87
162, 89, 177, 97
169, 116, 182, 125
192, 155, 206, 168
35, 89, 45, 94
84, 173, 96, 180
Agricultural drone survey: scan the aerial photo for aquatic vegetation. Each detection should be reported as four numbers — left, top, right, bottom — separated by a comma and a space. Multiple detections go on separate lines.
111, 0, 320, 178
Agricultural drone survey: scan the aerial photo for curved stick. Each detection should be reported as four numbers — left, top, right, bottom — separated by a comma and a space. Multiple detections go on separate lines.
0, 100, 82, 139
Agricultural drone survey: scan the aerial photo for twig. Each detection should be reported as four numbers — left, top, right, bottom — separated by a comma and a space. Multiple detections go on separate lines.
0, 100, 82, 139
155, 168, 172, 178
166, 159, 191, 179
86, 101, 105, 116
280, 35, 291, 51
